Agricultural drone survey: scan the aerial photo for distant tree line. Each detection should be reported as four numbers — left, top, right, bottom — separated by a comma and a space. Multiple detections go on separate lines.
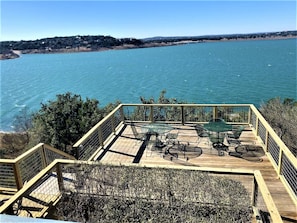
142, 30, 297, 43
0, 35, 143, 54
1, 31, 296, 55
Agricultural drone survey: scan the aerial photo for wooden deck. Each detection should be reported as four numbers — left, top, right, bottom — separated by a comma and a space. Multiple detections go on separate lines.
95, 123, 297, 223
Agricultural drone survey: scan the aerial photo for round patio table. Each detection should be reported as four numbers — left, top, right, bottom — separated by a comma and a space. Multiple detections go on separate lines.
203, 122, 232, 133
141, 123, 173, 148
141, 123, 173, 135
203, 122, 232, 150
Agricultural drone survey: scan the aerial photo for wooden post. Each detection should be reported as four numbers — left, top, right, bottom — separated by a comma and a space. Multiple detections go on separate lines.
212, 106, 218, 120
150, 106, 154, 122
255, 117, 259, 137
251, 176, 258, 206
119, 105, 125, 123
13, 162, 23, 190
56, 162, 64, 192
41, 144, 48, 168
111, 114, 116, 134
264, 130, 269, 152
277, 149, 283, 176
248, 106, 252, 125
76, 145, 82, 159
181, 106, 185, 125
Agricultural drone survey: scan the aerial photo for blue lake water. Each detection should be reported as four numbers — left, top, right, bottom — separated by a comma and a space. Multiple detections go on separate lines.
1, 38, 296, 131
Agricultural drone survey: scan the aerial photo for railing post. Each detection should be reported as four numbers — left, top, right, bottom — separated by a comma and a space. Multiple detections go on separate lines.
119, 105, 125, 123
150, 106, 154, 122
76, 145, 82, 159
111, 114, 116, 134
264, 130, 269, 152
255, 117, 259, 137
56, 162, 64, 192
41, 144, 48, 167
180, 106, 184, 125
251, 176, 258, 206
13, 162, 23, 190
277, 149, 283, 176
212, 106, 218, 120
248, 106, 252, 125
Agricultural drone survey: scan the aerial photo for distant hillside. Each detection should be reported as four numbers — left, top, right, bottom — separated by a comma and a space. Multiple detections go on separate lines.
0, 35, 143, 58
142, 30, 297, 43
1, 31, 296, 60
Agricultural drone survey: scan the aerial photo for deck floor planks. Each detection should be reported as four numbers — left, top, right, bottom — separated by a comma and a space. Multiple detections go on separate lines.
2, 123, 294, 221
99, 123, 296, 222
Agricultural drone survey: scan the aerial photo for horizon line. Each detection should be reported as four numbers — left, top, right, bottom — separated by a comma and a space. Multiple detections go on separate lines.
1, 30, 296, 42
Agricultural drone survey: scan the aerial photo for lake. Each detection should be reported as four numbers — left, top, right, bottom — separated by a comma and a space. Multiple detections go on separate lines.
1, 38, 296, 131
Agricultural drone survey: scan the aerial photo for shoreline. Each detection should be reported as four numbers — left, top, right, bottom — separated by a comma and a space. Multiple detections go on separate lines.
1, 35, 296, 60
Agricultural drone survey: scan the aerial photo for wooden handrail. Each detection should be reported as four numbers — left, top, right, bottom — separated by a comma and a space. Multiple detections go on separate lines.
254, 170, 283, 222
0, 143, 76, 191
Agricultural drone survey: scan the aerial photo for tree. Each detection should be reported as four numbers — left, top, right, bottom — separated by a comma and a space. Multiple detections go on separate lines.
32, 92, 106, 154
12, 106, 33, 145
260, 97, 297, 156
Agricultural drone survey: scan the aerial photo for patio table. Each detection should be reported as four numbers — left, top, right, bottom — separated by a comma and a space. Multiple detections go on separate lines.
141, 123, 173, 135
203, 121, 232, 149
141, 123, 173, 148
203, 121, 232, 133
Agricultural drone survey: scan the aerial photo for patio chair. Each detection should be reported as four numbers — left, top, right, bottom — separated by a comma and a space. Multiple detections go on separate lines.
209, 118, 226, 123
209, 132, 225, 148
226, 125, 244, 147
209, 132, 227, 155
165, 129, 179, 145
195, 124, 209, 137
146, 134, 165, 156
130, 123, 147, 145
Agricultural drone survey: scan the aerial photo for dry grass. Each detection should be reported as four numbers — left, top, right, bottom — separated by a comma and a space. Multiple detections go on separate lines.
0, 132, 28, 158
56, 164, 253, 223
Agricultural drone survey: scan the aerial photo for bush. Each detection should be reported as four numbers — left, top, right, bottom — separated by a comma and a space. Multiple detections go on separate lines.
31, 92, 119, 154
260, 98, 297, 156
55, 164, 252, 223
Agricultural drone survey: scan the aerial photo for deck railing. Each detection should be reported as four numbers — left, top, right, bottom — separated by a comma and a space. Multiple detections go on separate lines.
0, 160, 283, 222
249, 105, 297, 205
73, 103, 297, 204
0, 143, 75, 192
0, 103, 295, 221
73, 103, 251, 160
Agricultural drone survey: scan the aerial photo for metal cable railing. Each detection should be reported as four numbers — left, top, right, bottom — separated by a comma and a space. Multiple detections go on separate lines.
0, 144, 75, 191
19, 151, 44, 183
0, 162, 17, 190
249, 105, 297, 203
257, 120, 266, 145
1, 104, 296, 209
74, 105, 123, 160
281, 154, 297, 197
0, 160, 283, 222
267, 134, 280, 166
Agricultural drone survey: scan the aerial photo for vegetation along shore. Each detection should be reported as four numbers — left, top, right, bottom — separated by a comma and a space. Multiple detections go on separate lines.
1, 30, 296, 60
1, 91, 296, 159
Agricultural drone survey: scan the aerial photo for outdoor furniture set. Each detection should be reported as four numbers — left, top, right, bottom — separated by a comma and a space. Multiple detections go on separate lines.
132, 119, 245, 158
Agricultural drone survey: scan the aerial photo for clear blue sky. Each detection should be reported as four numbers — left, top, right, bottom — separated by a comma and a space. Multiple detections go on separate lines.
1, 0, 296, 41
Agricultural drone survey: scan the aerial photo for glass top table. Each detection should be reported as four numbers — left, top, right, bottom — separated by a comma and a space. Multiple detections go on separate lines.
203, 122, 232, 133
141, 123, 173, 135
203, 121, 232, 150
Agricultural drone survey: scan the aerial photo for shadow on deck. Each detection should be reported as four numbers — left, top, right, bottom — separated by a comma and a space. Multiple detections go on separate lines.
95, 123, 296, 223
